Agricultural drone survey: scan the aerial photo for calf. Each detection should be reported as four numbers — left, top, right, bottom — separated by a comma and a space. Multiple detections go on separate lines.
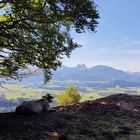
15, 94, 54, 114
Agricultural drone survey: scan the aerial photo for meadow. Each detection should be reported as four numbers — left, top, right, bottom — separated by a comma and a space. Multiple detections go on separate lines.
0, 84, 140, 101
0, 83, 140, 112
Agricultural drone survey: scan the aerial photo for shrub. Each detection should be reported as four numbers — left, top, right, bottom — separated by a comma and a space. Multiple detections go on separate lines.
56, 86, 81, 105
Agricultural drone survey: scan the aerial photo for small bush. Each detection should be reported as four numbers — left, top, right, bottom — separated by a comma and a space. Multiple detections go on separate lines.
56, 86, 81, 105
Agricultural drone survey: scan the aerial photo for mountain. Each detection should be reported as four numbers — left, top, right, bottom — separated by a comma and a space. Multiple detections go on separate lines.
52, 65, 140, 82
2, 65, 140, 88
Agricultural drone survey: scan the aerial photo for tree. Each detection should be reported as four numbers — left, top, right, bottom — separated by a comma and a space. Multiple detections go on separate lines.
0, 0, 99, 82
56, 86, 81, 105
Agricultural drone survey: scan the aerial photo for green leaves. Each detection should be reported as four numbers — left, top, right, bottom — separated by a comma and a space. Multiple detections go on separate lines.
0, 0, 99, 82
56, 86, 81, 105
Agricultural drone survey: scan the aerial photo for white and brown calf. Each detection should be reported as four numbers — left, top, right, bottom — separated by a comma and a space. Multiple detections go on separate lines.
15, 94, 54, 114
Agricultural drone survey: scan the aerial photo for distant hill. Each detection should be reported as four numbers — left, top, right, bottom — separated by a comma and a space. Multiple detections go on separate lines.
1, 64, 140, 88
52, 65, 140, 82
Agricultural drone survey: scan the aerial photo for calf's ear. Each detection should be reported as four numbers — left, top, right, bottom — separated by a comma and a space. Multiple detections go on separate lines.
42, 94, 54, 100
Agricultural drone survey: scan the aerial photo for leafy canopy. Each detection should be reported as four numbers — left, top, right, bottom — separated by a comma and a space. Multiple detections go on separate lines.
0, 0, 99, 82
56, 86, 81, 105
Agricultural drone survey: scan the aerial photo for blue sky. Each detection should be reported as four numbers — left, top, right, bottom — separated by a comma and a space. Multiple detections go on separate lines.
63, 0, 140, 72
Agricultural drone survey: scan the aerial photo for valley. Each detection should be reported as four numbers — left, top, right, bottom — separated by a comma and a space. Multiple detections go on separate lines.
0, 82, 140, 112
1, 65, 140, 112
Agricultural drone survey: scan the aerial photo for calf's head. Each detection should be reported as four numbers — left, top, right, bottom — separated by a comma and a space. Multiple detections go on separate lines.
42, 94, 54, 103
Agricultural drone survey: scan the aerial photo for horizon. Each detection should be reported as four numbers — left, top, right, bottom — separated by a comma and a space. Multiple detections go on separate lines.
61, 64, 139, 73
62, 0, 140, 72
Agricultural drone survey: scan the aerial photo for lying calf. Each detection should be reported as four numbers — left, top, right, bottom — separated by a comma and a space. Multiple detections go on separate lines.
15, 94, 54, 114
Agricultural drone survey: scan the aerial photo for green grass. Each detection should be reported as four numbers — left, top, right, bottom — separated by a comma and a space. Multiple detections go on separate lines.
1, 84, 63, 101
85, 87, 98, 92
98, 87, 126, 96
2, 85, 46, 101
1, 84, 140, 102
1, 84, 103, 102
80, 93, 102, 102
127, 87, 140, 93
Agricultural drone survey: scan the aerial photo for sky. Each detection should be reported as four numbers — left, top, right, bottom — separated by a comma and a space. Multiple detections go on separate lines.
63, 0, 140, 72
